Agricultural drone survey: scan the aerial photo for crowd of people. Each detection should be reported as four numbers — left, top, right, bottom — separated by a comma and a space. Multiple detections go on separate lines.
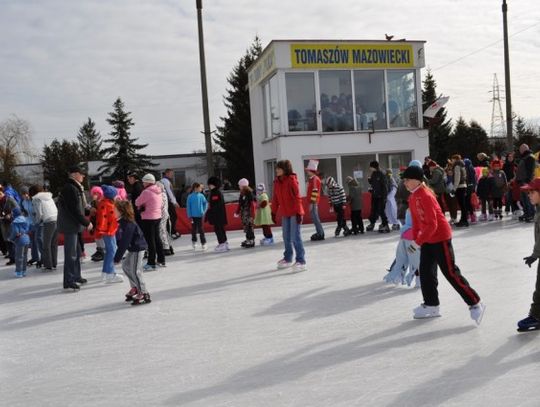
2, 143, 540, 329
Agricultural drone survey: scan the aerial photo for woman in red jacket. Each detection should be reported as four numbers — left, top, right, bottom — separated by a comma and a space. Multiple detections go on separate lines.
402, 165, 485, 324
271, 160, 306, 271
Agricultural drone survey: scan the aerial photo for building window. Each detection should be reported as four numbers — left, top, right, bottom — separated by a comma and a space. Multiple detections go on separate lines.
263, 82, 271, 138
319, 70, 354, 132
340, 154, 377, 192
285, 72, 317, 132
265, 160, 276, 196
378, 152, 412, 176
269, 75, 281, 135
387, 70, 418, 128
354, 70, 387, 130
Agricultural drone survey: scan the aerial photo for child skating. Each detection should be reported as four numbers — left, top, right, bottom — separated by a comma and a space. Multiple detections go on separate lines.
254, 183, 274, 245
9, 207, 30, 278
346, 176, 364, 234
517, 178, 540, 331
206, 177, 229, 252
186, 182, 208, 251
326, 176, 351, 237
305, 160, 325, 241
113, 200, 151, 305
236, 178, 256, 248
401, 165, 485, 324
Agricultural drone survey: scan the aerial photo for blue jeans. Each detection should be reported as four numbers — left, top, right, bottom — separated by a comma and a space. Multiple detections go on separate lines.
15, 244, 28, 273
102, 235, 117, 274
30, 225, 42, 262
310, 204, 324, 236
281, 216, 305, 264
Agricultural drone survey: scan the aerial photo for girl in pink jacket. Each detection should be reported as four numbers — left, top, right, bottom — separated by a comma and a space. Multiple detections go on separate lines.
135, 174, 165, 270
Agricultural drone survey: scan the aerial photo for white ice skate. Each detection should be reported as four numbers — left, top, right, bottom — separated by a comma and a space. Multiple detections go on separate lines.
469, 302, 486, 325
292, 262, 307, 272
201, 244, 208, 251
277, 259, 293, 269
192, 242, 197, 250
105, 273, 124, 284
414, 275, 421, 289
413, 303, 441, 319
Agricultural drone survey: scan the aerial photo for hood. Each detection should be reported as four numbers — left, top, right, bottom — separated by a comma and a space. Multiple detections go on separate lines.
33, 192, 54, 202
464, 158, 473, 168
145, 184, 162, 195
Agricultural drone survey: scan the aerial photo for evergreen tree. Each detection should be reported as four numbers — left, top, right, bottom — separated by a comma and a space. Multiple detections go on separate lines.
514, 116, 539, 152
77, 117, 104, 162
215, 37, 262, 184
100, 98, 156, 180
41, 139, 82, 195
448, 117, 491, 161
422, 70, 452, 165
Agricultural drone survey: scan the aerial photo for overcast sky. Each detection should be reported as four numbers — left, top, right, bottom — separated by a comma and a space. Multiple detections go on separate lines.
1, 0, 539, 158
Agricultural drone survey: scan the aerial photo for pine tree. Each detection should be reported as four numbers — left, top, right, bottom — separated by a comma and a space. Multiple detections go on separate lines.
514, 116, 539, 152
422, 70, 452, 165
448, 117, 491, 161
41, 139, 82, 195
77, 117, 104, 162
100, 98, 156, 180
215, 37, 262, 184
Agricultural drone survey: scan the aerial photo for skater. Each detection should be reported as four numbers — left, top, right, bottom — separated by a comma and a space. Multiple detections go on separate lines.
326, 176, 351, 237
346, 176, 364, 234
112, 180, 128, 201
254, 183, 274, 245
491, 159, 508, 219
156, 180, 174, 256
127, 172, 144, 226
186, 182, 208, 251
305, 160, 325, 241
464, 158, 478, 224
451, 155, 469, 227
518, 178, 540, 331
206, 177, 229, 252
427, 160, 447, 211
96, 185, 123, 283
30, 185, 58, 271
476, 168, 494, 222
383, 209, 420, 288
135, 174, 166, 271
271, 160, 306, 271
161, 169, 181, 239
20, 186, 41, 267
236, 179, 256, 248
0, 187, 19, 265
516, 144, 537, 222
9, 207, 30, 278
89, 186, 105, 262
401, 165, 485, 324
385, 169, 400, 231
444, 163, 459, 224
367, 161, 389, 233
113, 200, 151, 305
503, 152, 518, 215
395, 167, 410, 224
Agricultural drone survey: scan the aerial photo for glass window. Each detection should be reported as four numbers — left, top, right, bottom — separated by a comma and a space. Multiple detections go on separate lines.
285, 73, 317, 132
354, 70, 387, 130
262, 82, 271, 138
379, 152, 412, 177
387, 70, 418, 128
319, 71, 354, 132
340, 154, 377, 192
303, 158, 337, 195
263, 75, 281, 136
265, 160, 276, 196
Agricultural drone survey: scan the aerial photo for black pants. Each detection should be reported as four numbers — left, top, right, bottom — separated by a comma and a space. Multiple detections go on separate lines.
456, 188, 468, 223
63, 233, 82, 286
351, 210, 364, 233
334, 204, 349, 233
420, 240, 480, 307
167, 202, 178, 235
492, 197, 503, 213
261, 225, 273, 238
369, 196, 388, 225
530, 263, 540, 319
214, 224, 227, 244
191, 217, 206, 244
480, 198, 493, 215
141, 219, 165, 265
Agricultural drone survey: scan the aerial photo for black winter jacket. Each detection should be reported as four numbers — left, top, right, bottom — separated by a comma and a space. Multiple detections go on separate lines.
206, 188, 228, 226
114, 219, 148, 262
368, 169, 388, 198
57, 178, 89, 234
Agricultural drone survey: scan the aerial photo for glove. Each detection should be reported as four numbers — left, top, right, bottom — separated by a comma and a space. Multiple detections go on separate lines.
407, 242, 419, 254
524, 256, 538, 268
296, 214, 303, 224
271, 213, 277, 224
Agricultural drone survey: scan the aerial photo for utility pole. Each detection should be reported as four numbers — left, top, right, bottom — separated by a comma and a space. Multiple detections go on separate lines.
502, 0, 513, 150
196, 0, 214, 176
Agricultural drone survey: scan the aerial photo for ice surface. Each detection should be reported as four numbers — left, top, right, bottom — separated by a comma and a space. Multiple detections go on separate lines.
1, 219, 540, 407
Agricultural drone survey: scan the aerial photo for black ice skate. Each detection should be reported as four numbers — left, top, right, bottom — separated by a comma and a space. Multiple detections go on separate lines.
132, 293, 151, 306
517, 315, 540, 332
366, 223, 375, 232
378, 224, 390, 233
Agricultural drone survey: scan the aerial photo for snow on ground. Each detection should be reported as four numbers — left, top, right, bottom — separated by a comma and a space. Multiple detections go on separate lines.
1, 219, 540, 407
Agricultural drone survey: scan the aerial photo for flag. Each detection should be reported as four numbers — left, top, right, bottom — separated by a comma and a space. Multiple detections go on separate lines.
423, 96, 449, 118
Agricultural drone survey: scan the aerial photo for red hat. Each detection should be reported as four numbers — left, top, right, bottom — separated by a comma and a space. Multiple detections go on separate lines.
428, 160, 438, 168
491, 159, 502, 168
521, 178, 540, 192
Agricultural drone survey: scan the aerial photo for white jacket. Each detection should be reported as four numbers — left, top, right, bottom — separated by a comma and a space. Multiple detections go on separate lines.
32, 192, 58, 223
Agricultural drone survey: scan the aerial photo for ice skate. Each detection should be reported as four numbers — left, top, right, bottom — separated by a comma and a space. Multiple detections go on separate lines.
479, 213, 487, 222
105, 273, 124, 284
143, 264, 156, 272
310, 233, 324, 241
334, 227, 342, 237
91, 249, 104, 262
366, 223, 375, 232
391, 224, 401, 231
292, 262, 307, 272
201, 244, 208, 251
14, 271, 24, 278
378, 224, 390, 233
243, 240, 255, 248
157, 262, 167, 268
470, 213, 477, 224
131, 292, 151, 306
488, 214, 494, 221
63, 282, 80, 291
517, 315, 540, 332
261, 237, 274, 246
343, 228, 352, 237
214, 243, 228, 253
414, 275, 421, 288
413, 303, 441, 319
192, 242, 197, 250
125, 287, 138, 302
277, 259, 293, 269
469, 302, 486, 325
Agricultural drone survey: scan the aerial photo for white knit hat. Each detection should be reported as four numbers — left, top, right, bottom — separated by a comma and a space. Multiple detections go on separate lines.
142, 173, 156, 184
238, 178, 249, 187
305, 159, 319, 172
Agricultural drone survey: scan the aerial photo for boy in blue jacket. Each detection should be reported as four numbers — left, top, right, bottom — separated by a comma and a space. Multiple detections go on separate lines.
9, 207, 30, 278
187, 182, 208, 250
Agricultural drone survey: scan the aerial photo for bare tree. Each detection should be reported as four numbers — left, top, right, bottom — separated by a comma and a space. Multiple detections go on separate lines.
0, 115, 34, 185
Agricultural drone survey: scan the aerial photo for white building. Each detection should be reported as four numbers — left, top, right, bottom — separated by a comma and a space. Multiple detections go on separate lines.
248, 39, 429, 194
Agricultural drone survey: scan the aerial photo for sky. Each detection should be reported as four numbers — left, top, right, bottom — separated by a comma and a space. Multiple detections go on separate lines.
0, 0, 539, 159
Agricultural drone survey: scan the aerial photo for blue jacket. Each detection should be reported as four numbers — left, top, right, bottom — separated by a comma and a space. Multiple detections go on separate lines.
114, 219, 148, 262
21, 198, 35, 229
186, 192, 208, 218
9, 216, 30, 246
4, 186, 21, 205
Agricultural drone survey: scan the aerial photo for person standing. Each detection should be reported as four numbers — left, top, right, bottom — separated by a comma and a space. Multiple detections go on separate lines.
96, 185, 123, 283
187, 182, 208, 250
206, 177, 229, 252
503, 152, 518, 215
127, 172, 144, 225
346, 176, 364, 234
385, 169, 400, 231
20, 186, 41, 267
427, 160, 446, 211
161, 169, 180, 239
135, 174, 165, 271
271, 160, 306, 271
9, 207, 30, 278
0, 187, 19, 265
491, 159, 508, 219
236, 178, 256, 248
326, 176, 351, 237
30, 185, 58, 271
57, 165, 93, 290
305, 160, 325, 241
451, 155, 469, 227
401, 165, 485, 324
254, 183, 274, 245
516, 144, 537, 222
367, 160, 389, 233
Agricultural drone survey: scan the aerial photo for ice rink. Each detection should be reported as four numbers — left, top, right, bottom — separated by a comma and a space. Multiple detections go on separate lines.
2, 219, 540, 407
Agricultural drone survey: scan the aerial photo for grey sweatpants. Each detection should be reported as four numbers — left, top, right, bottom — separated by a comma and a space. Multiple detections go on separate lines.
42, 221, 58, 269
122, 251, 147, 293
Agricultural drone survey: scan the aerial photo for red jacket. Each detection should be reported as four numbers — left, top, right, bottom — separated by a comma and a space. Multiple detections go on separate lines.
271, 174, 305, 217
307, 175, 321, 204
409, 185, 452, 246
96, 199, 118, 238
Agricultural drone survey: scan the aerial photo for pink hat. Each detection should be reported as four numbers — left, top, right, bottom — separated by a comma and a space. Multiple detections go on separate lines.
238, 178, 249, 188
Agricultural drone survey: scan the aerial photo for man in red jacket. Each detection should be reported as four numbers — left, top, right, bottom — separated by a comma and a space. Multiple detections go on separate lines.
402, 165, 485, 325
305, 160, 325, 241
